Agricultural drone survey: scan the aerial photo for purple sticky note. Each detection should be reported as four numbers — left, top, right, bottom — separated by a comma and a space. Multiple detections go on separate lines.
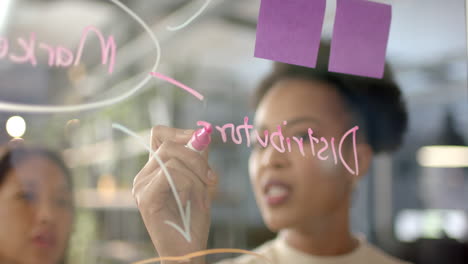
329, 0, 392, 78
254, 0, 326, 68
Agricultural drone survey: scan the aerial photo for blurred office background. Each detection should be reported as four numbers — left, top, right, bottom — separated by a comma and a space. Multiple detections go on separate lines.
0, 0, 467, 263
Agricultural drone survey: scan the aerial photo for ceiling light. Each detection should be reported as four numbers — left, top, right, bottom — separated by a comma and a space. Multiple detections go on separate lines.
417, 146, 468, 168
6, 116, 26, 138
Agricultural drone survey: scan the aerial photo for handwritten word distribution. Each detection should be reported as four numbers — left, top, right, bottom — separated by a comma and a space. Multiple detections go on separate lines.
212, 117, 360, 175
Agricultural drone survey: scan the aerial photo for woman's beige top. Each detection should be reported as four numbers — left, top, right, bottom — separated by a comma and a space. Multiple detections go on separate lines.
215, 236, 411, 264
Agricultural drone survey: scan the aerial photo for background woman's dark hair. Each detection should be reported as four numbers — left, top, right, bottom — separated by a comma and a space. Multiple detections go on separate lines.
253, 42, 408, 154
0, 145, 73, 189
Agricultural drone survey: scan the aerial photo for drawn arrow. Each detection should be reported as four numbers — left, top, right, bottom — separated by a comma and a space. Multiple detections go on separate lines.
109, 0, 211, 242
112, 123, 192, 242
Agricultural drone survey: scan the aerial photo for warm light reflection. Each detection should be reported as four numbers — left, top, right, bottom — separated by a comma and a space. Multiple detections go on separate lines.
97, 173, 117, 202
417, 145, 468, 168
68, 64, 87, 85
6, 116, 26, 138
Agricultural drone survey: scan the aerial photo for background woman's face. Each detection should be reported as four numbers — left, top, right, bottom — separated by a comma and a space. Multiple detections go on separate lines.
249, 79, 358, 232
0, 156, 73, 264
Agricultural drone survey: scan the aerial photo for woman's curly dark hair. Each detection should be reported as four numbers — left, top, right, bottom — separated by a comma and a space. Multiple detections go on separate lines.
253, 43, 408, 154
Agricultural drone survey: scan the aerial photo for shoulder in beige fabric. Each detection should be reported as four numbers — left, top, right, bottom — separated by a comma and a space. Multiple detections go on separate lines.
215, 237, 412, 264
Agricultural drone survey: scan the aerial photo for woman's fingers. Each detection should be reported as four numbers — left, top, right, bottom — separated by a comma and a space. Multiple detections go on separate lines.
133, 125, 215, 259
150, 124, 212, 160
138, 158, 207, 210
150, 125, 194, 155
149, 141, 214, 186
134, 124, 218, 213
135, 140, 213, 194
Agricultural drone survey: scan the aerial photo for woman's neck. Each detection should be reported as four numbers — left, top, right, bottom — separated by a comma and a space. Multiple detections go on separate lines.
279, 205, 358, 256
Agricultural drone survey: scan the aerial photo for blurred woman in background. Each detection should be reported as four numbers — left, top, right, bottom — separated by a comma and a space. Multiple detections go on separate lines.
134, 44, 411, 264
0, 144, 73, 264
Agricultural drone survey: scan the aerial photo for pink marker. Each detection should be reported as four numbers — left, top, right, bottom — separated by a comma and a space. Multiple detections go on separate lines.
186, 124, 212, 153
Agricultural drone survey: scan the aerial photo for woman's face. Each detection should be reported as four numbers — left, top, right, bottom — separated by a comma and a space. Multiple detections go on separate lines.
249, 79, 364, 232
0, 156, 73, 264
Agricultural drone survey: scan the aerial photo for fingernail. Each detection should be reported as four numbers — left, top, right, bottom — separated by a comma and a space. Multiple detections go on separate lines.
177, 130, 194, 140
184, 130, 194, 135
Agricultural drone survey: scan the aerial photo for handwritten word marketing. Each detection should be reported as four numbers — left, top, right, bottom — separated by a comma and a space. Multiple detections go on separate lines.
0, 26, 116, 74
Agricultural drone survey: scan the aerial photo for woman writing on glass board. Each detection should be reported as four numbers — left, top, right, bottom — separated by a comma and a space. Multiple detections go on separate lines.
0, 144, 74, 264
133, 44, 411, 264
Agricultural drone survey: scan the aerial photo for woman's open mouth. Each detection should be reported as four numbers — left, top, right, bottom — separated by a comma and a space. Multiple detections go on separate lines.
263, 181, 292, 206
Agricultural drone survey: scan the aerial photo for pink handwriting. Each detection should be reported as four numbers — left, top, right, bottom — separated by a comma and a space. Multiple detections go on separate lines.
9, 33, 38, 65
0, 26, 116, 74
150, 72, 204, 101
206, 117, 360, 175
75, 26, 116, 74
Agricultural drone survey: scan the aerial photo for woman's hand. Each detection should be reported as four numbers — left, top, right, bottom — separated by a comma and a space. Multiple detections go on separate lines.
133, 125, 218, 263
